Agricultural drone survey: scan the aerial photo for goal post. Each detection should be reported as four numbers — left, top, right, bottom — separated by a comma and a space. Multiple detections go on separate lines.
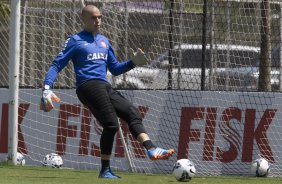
8, 0, 21, 165
2, 0, 282, 177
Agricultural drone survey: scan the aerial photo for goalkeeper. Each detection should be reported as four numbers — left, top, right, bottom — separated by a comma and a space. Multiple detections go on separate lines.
41, 5, 174, 179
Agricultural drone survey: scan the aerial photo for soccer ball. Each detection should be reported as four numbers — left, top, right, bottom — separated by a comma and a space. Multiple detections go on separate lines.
16, 152, 26, 165
250, 158, 270, 177
43, 153, 63, 168
172, 159, 196, 182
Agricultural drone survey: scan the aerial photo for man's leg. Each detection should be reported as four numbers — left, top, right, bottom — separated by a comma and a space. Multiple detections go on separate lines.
109, 89, 175, 160
76, 80, 121, 178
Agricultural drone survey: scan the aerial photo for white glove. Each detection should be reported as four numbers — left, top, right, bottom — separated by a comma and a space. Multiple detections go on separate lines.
40, 85, 60, 112
129, 48, 149, 67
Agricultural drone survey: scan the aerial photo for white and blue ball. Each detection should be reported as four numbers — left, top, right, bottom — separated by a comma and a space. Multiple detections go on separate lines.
16, 152, 26, 165
172, 159, 196, 182
42, 153, 63, 168
250, 158, 270, 177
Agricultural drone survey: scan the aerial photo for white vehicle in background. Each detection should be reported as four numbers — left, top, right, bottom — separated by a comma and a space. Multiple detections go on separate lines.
109, 43, 281, 91
148, 43, 261, 91
219, 43, 281, 91
108, 66, 211, 90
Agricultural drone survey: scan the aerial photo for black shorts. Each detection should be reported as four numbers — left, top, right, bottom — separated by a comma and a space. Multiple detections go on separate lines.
76, 79, 142, 129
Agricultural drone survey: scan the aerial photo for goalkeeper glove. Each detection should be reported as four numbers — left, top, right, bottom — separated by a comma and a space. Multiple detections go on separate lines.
129, 48, 149, 67
40, 85, 60, 112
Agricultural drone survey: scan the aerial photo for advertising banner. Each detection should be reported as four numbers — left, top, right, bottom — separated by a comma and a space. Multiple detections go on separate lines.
0, 89, 281, 175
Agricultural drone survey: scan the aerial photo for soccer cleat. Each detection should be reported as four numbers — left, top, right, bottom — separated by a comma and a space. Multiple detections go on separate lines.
98, 168, 121, 179
147, 147, 175, 160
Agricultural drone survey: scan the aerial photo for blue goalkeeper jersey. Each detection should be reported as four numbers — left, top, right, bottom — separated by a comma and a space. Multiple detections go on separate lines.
44, 30, 135, 88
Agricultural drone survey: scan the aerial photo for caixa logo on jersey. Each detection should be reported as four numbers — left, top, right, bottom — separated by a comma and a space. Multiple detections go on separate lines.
87, 52, 108, 61
177, 107, 276, 163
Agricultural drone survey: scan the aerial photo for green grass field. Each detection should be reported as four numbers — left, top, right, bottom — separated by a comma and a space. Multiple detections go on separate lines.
0, 164, 281, 184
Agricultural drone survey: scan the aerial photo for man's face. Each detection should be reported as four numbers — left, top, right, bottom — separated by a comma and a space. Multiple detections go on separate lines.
83, 8, 102, 33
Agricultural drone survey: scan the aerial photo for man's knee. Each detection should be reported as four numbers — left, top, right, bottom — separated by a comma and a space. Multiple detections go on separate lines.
127, 105, 142, 121
99, 112, 119, 132
103, 124, 119, 135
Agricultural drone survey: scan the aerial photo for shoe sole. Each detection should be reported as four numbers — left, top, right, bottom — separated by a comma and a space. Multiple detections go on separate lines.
98, 176, 121, 179
150, 149, 175, 160
98, 175, 121, 179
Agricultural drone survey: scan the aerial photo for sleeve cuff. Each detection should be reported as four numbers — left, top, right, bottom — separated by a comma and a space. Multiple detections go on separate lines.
129, 60, 136, 68
43, 85, 50, 90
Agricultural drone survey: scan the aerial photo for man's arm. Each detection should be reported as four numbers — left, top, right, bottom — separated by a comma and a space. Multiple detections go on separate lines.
107, 46, 135, 76
41, 37, 76, 112
107, 46, 149, 76
44, 37, 76, 87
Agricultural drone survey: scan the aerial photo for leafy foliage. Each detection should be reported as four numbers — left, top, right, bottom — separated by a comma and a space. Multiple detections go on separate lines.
0, 1, 10, 18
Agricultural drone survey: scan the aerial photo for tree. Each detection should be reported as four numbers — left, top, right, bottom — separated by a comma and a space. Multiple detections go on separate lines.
0, 1, 10, 18
258, 0, 271, 91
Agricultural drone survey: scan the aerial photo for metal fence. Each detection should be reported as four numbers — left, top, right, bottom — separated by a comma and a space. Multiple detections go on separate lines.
1, 0, 282, 91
